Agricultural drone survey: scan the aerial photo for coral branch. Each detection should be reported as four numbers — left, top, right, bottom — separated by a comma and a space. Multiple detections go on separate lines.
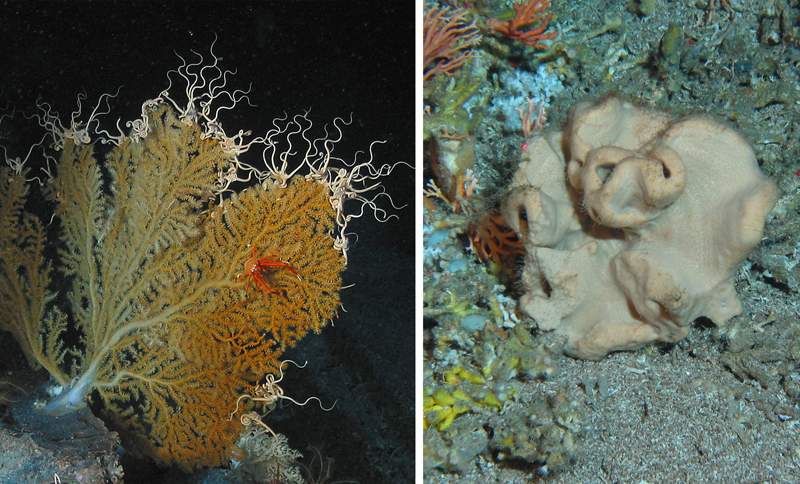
488, 0, 557, 48
423, 4, 481, 84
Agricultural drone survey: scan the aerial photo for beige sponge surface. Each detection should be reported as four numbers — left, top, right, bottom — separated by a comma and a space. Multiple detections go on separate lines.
503, 97, 778, 360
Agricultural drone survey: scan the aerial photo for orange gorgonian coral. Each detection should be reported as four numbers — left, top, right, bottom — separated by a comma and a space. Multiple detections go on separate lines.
468, 211, 525, 266
0, 48, 403, 471
423, 3, 481, 85
488, 0, 557, 48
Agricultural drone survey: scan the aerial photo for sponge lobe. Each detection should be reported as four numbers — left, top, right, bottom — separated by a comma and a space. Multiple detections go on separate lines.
503, 97, 778, 360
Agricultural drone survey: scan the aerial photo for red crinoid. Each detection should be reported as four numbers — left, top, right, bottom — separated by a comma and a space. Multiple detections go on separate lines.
237, 245, 299, 295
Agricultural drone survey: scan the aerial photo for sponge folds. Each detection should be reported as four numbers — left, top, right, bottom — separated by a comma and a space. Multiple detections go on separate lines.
503, 97, 778, 360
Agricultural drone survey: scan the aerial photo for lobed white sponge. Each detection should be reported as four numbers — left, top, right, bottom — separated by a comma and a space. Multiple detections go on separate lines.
503, 97, 778, 360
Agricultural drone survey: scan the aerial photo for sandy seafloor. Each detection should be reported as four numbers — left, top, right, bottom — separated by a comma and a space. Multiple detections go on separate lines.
429, 324, 800, 483
423, 0, 800, 482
